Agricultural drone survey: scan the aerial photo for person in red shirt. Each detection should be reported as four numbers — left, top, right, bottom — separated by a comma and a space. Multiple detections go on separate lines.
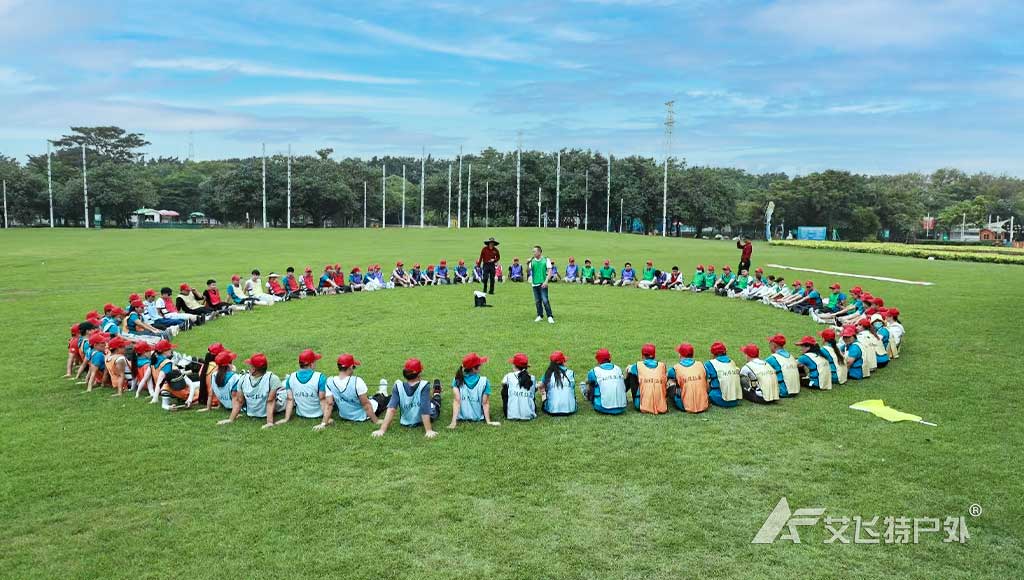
737, 235, 753, 272
478, 237, 501, 295
300, 267, 317, 295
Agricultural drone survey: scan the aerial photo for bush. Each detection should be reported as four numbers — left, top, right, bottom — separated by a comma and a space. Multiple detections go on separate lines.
769, 240, 1024, 265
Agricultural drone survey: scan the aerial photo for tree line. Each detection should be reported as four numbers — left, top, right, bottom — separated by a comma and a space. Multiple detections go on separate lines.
1, 126, 1022, 241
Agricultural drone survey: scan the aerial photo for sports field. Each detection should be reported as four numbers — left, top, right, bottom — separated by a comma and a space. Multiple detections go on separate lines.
2, 227, 1021, 579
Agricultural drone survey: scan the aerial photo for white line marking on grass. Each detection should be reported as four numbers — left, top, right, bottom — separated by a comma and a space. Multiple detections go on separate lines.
765, 264, 934, 286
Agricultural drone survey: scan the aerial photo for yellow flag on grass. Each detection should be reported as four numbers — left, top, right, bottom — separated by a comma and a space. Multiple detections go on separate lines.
849, 399, 935, 426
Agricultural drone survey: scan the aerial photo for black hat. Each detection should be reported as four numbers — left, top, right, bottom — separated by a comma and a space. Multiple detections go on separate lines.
483, 237, 499, 246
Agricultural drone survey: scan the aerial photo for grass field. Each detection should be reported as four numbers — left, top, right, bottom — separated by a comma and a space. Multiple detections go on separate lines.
1, 227, 1021, 580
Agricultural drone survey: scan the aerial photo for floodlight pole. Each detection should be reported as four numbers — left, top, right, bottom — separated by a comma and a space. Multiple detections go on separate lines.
47, 141, 54, 227
402, 164, 406, 228
584, 170, 589, 231
447, 163, 452, 228
286, 144, 292, 229
619, 197, 624, 233
537, 186, 542, 227
82, 143, 89, 228
555, 150, 561, 228
419, 149, 425, 228
516, 134, 521, 227
485, 180, 490, 228
467, 163, 472, 228
606, 154, 611, 232
381, 164, 386, 229
261, 143, 267, 228
2, 180, 7, 229
363, 181, 367, 228
457, 145, 463, 228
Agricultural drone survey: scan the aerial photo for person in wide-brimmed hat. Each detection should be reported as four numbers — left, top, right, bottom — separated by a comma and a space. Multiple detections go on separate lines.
478, 237, 501, 294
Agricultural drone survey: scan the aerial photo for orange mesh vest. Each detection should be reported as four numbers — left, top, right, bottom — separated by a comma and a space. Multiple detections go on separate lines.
673, 362, 709, 413
636, 361, 668, 414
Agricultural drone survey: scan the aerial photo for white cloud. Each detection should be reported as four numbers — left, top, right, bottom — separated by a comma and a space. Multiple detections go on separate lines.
229, 93, 465, 116
0, 66, 53, 93
340, 17, 535, 62
749, 0, 1002, 51
133, 58, 417, 85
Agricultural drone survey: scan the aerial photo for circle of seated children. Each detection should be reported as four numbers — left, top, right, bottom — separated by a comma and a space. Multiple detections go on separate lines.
64, 260, 905, 438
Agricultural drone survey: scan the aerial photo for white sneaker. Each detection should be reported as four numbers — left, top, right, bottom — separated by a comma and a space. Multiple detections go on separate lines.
534, 316, 542, 322
547, 316, 555, 324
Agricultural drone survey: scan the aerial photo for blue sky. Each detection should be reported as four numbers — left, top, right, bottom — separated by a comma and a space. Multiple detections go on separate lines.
1, 0, 1022, 175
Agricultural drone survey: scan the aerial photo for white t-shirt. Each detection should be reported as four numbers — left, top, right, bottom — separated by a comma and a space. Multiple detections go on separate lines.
326, 376, 368, 397
244, 278, 262, 297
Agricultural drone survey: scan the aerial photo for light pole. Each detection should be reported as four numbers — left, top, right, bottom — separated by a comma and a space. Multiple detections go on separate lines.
261, 143, 267, 228
286, 144, 292, 229
555, 150, 561, 228
82, 143, 89, 228
381, 164, 386, 229
46, 141, 54, 227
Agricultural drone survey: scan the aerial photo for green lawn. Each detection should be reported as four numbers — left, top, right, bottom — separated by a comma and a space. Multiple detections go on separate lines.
1, 227, 1021, 580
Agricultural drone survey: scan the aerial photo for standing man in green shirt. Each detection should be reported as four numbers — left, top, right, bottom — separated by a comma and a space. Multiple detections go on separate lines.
527, 245, 555, 324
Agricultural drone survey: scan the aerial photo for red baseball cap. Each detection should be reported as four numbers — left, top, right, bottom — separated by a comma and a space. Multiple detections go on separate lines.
461, 352, 488, 370
723, 265, 731, 271
851, 286, 863, 294
795, 335, 817, 347
888, 308, 900, 317
111, 307, 126, 316
231, 274, 241, 282
128, 293, 141, 301
179, 283, 191, 292
549, 351, 567, 365
819, 328, 837, 341
414, 263, 420, 269
304, 266, 312, 273
214, 351, 237, 366
873, 297, 885, 307
696, 264, 704, 270
707, 265, 716, 271
458, 259, 465, 265
841, 325, 857, 338
675, 343, 694, 358
710, 341, 727, 356
71, 324, 80, 336
103, 303, 114, 313
245, 353, 268, 368
805, 280, 814, 287
336, 353, 361, 368
858, 317, 872, 328
325, 264, 333, 271
646, 260, 653, 265
88, 332, 109, 346
403, 358, 423, 374
130, 299, 144, 309
298, 349, 322, 365
440, 259, 447, 265
86, 310, 99, 319
603, 259, 610, 265
792, 280, 801, 287
353, 266, 361, 272
208, 342, 225, 355
830, 283, 841, 290
508, 353, 529, 367
144, 288, 156, 297
595, 348, 612, 363
740, 343, 760, 358
334, 263, 340, 270
153, 339, 175, 352
768, 333, 787, 346
108, 336, 129, 350
755, 267, 764, 274
134, 342, 153, 354
568, 257, 575, 262
641, 343, 656, 358
396, 261, 403, 267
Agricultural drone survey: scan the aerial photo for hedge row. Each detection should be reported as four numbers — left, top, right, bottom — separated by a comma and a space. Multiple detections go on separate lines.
769, 240, 1024, 265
